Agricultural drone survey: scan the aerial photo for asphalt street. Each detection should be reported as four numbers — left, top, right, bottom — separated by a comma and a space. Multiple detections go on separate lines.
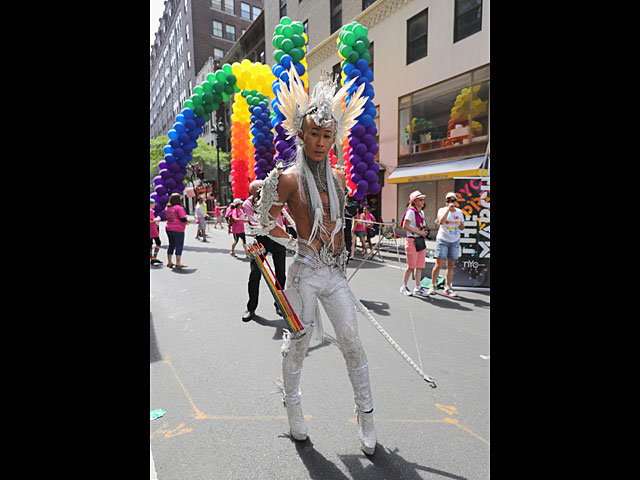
150, 222, 489, 479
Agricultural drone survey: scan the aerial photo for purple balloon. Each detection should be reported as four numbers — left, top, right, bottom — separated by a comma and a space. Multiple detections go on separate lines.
368, 162, 380, 173
357, 180, 369, 192
352, 124, 366, 137
355, 143, 367, 156
155, 185, 168, 196
368, 144, 379, 155
351, 172, 363, 184
362, 134, 375, 146
350, 153, 362, 164
168, 162, 180, 173
367, 182, 381, 194
158, 160, 168, 170
160, 169, 171, 180
355, 161, 368, 174
363, 152, 375, 164
164, 178, 176, 189
153, 176, 164, 186
366, 125, 378, 136
349, 136, 360, 148
281, 147, 294, 159
364, 170, 378, 184
353, 189, 366, 201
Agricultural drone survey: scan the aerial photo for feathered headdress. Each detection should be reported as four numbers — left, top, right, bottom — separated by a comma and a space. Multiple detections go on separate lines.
276, 66, 368, 145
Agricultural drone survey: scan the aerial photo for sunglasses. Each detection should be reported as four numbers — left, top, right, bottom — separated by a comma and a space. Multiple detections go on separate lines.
445, 198, 456, 203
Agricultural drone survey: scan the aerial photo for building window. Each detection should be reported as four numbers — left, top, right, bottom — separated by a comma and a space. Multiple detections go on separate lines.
226, 24, 236, 41
241, 2, 251, 20
253, 6, 261, 18
368, 42, 374, 75
212, 0, 222, 10
213, 20, 223, 38
330, 0, 342, 34
185, 23, 190, 41
362, 0, 377, 9
280, 0, 287, 19
407, 8, 427, 65
187, 51, 191, 69
224, 0, 234, 15
454, 0, 482, 42
214, 48, 225, 60
397, 66, 489, 156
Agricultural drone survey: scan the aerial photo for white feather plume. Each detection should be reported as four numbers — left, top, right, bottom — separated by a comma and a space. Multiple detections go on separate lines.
276, 66, 309, 141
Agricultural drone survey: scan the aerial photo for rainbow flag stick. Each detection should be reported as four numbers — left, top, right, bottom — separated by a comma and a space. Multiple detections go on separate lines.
247, 243, 304, 333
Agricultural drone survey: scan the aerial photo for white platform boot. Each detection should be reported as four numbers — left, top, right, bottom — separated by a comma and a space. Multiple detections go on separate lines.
285, 401, 308, 441
356, 407, 376, 455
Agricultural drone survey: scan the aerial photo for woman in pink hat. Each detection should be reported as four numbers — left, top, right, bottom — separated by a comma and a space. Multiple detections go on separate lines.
399, 190, 430, 297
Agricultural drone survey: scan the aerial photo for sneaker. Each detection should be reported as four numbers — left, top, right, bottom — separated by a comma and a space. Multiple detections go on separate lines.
413, 286, 430, 297
443, 287, 458, 298
428, 285, 437, 295
400, 285, 411, 296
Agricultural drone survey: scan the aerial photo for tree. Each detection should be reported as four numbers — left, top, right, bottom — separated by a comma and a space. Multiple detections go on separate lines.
150, 136, 231, 192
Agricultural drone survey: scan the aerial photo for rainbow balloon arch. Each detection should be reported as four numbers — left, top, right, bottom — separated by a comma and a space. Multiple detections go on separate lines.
151, 17, 380, 219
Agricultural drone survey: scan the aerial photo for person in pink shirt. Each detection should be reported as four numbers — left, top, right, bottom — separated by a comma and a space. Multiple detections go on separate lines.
150, 198, 163, 265
229, 198, 248, 257
214, 203, 223, 229
164, 193, 189, 268
350, 206, 375, 258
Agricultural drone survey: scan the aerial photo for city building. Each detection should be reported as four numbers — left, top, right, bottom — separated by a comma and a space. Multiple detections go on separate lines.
263, 0, 489, 226
150, 0, 264, 139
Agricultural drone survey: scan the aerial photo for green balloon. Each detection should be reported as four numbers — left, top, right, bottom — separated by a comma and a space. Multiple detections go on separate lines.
290, 48, 303, 63
213, 92, 223, 103
206, 73, 216, 83
226, 73, 237, 85
215, 70, 227, 83
221, 91, 229, 102
250, 97, 260, 106
212, 102, 219, 111
223, 83, 234, 94
222, 63, 232, 75
292, 22, 304, 35
343, 32, 356, 46
282, 25, 293, 38
291, 34, 304, 48
213, 81, 224, 92
191, 94, 203, 105
203, 102, 214, 113
281, 38, 294, 53
275, 24, 283, 35
353, 24, 365, 37
340, 44, 353, 58
273, 34, 284, 49
280, 16, 292, 25
184, 100, 194, 109
348, 51, 359, 63
233, 84, 240, 93
274, 49, 285, 63
202, 91, 214, 104
194, 105, 205, 117
354, 40, 367, 54
194, 86, 204, 95
202, 81, 214, 93
356, 35, 370, 48
361, 51, 371, 64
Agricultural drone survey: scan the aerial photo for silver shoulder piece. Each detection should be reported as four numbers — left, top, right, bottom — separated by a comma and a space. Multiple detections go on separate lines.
255, 161, 285, 233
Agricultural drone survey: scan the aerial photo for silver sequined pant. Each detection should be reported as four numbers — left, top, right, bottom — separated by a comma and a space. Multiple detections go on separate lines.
282, 262, 373, 412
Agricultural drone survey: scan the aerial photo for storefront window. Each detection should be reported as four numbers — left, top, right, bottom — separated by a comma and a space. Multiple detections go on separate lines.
398, 66, 489, 156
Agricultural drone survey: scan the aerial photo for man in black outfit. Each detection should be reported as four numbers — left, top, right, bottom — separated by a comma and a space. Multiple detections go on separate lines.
242, 180, 288, 322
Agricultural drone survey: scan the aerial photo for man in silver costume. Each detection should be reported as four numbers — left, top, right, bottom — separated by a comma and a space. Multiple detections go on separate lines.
254, 68, 376, 455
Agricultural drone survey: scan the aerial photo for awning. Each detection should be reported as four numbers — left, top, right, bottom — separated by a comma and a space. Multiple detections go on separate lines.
388, 156, 488, 184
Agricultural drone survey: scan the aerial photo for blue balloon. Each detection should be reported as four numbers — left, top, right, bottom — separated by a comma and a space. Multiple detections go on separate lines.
184, 118, 196, 130
194, 116, 206, 127
294, 62, 305, 76
173, 123, 186, 134
164, 154, 176, 164
181, 108, 194, 119
253, 106, 263, 116
176, 114, 186, 124
163, 145, 174, 154
178, 133, 190, 144
280, 54, 293, 69
272, 64, 284, 78
173, 148, 184, 159
168, 129, 179, 140
356, 59, 369, 72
